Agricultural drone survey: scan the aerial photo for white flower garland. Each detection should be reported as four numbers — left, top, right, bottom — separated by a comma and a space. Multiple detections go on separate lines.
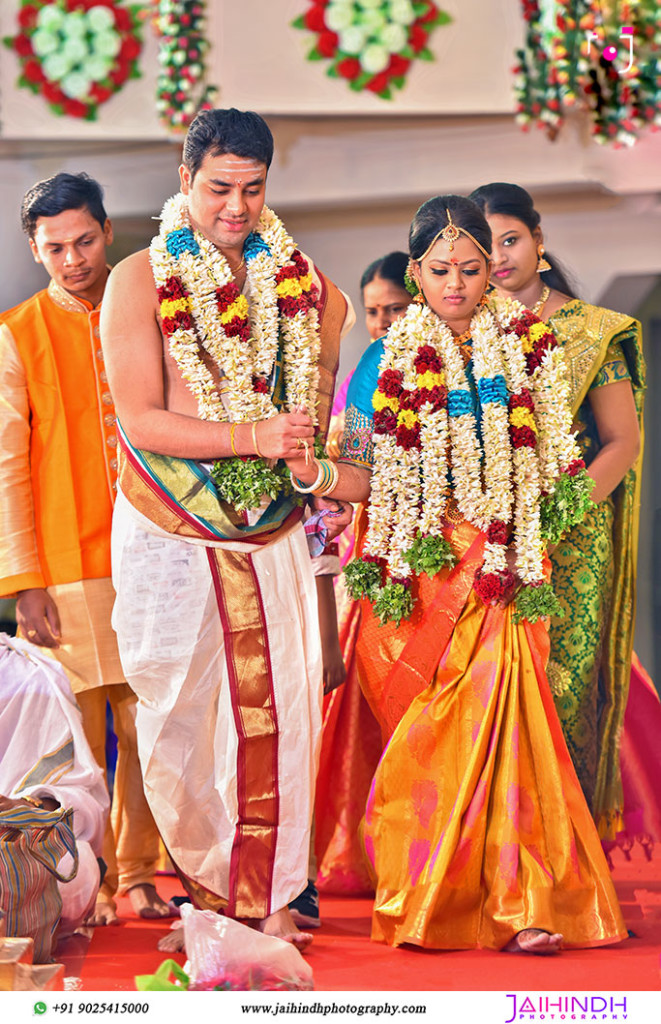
149, 193, 321, 425
364, 301, 583, 590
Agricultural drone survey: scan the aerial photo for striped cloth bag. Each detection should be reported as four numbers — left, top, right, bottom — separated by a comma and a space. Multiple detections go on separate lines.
0, 804, 78, 962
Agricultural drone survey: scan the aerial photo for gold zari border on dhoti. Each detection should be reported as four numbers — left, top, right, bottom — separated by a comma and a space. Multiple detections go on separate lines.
206, 546, 280, 919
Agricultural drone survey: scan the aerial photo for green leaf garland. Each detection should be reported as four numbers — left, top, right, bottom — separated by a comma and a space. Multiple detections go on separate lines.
211, 457, 294, 514
403, 531, 456, 577
540, 466, 594, 544
344, 557, 383, 601
374, 580, 414, 626
512, 582, 564, 624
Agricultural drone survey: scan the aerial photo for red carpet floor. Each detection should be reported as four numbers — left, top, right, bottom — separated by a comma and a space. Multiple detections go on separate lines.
57, 845, 661, 992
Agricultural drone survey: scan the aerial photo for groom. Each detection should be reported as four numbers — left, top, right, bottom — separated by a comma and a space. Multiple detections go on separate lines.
101, 108, 353, 950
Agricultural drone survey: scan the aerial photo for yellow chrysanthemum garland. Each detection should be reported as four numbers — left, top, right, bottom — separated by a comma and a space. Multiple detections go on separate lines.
345, 301, 593, 624
149, 193, 322, 510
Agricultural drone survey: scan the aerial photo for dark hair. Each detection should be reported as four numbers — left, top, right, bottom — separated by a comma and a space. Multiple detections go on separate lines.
469, 182, 578, 298
409, 195, 492, 264
183, 108, 274, 180
360, 251, 409, 295
21, 172, 107, 238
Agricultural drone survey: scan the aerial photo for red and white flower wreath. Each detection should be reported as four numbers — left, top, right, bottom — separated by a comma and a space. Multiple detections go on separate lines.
293, 0, 452, 100
4, 0, 143, 120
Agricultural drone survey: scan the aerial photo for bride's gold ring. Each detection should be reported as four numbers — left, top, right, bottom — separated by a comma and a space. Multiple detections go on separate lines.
27, 629, 37, 638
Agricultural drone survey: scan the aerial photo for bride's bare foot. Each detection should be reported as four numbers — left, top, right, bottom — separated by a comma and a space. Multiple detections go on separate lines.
257, 907, 313, 952
128, 883, 171, 920
504, 929, 563, 955
157, 924, 185, 953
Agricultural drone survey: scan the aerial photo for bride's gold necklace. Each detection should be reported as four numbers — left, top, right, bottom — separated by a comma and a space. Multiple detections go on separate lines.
451, 326, 473, 365
531, 284, 550, 316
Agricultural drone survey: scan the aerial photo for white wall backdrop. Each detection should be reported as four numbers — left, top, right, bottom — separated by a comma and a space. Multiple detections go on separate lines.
0, 0, 522, 139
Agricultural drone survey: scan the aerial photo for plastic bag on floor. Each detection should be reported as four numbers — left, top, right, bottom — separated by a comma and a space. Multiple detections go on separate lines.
180, 904, 314, 991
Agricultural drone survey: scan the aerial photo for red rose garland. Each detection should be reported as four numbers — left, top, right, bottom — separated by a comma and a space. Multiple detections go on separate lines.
4, 0, 143, 121
292, 1, 452, 101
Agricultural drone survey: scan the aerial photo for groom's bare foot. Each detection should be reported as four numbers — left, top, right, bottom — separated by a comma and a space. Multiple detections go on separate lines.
257, 907, 313, 952
504, 929, 563, 955
128, 883, 171, 920
156, 907, 312, 955
157, 924, 185, 953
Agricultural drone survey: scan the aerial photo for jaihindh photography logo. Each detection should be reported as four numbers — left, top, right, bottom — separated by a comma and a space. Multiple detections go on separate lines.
504, 993, 629, 1022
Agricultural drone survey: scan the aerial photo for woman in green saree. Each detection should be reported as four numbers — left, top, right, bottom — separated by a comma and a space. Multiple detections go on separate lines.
471, 182, 645, 842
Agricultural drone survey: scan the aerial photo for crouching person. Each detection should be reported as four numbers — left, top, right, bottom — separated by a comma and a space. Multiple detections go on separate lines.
0, 634, 108, 939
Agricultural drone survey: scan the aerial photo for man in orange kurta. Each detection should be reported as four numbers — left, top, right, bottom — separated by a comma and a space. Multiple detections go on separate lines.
0, 172, 167, 925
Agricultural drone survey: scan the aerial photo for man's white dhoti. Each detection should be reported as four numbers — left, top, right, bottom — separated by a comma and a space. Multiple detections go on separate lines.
111, 490, 323, 917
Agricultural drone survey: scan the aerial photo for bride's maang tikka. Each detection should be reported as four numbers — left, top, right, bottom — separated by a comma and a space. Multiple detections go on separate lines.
418, 208, 491, 263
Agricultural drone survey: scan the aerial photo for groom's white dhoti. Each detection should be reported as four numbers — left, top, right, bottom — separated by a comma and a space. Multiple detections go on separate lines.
111, 486, 322, 918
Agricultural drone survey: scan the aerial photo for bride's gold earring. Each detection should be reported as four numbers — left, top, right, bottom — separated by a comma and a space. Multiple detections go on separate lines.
537, 245, 551, 273
405, 258, 424, 303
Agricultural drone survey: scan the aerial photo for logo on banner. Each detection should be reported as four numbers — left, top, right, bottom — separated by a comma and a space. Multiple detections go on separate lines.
505, 993, 629, 1022
586, 25, 635, 74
